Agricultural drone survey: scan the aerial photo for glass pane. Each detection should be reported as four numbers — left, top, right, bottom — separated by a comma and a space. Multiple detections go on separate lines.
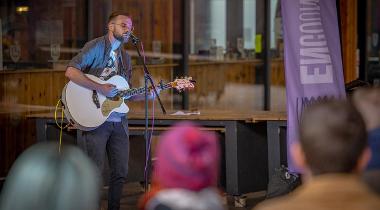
0, 0, 287, 184
188, 0, 270, 111
1, 0, 88, 70
269, 0, 286, 111
367, 0, 380, 85
0, 0, 181, 177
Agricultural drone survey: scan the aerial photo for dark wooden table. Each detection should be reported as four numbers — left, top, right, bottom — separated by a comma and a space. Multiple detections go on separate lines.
28, 110, 287, 196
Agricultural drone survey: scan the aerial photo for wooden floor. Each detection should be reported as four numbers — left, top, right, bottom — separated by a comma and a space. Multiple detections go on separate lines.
101, 182, 266, 210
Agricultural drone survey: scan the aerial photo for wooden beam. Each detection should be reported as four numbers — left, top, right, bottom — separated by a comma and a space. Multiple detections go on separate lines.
339, 0, 358, 83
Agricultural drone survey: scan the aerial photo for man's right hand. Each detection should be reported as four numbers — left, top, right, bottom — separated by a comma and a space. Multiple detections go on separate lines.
98, 83, 118, 97
65, 67, 118, 97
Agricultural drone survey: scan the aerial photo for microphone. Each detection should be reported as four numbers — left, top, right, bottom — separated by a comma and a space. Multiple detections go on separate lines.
130, 33, 140, 43
124, 31, 140, 45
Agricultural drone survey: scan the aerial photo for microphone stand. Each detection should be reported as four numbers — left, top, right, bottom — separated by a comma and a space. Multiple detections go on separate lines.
130, 36, 166, 192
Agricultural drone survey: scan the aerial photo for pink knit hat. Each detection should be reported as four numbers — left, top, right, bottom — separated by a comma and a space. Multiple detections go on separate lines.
153, 121, 220, 191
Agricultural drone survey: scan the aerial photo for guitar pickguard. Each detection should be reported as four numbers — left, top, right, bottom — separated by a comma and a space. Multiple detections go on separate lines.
101, 98, 124, 116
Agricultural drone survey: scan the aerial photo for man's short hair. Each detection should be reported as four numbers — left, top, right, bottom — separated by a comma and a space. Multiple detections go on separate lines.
299, 100, 367, 175
107, 11, 131, 23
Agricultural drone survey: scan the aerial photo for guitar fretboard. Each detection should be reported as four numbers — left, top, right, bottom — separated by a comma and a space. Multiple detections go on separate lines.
118, 83, 173, 98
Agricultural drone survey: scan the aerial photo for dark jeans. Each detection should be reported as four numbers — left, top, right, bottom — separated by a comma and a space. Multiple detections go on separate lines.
84, 121, 129, 210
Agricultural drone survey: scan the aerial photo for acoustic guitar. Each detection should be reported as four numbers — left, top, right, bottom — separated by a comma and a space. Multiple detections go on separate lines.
61, 74, 195, 131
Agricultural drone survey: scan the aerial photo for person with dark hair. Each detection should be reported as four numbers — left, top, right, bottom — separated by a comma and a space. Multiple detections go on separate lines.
253, 100, 380, 210
0, 143, 99, 210
139, 122, 225, 210
65, 11, 157, 210
352, 87, 380, 194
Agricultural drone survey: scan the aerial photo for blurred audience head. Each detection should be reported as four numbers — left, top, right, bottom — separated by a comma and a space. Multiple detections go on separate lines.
293, 100, 370, 176
352, 87, 380, 131
153, 121, 220, 191
0, 142, 100, 210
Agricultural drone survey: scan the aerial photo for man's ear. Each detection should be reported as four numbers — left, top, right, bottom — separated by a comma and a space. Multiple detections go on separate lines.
356, 147, 371, 172
108, 23, 114, 31
291, 142, 307, 171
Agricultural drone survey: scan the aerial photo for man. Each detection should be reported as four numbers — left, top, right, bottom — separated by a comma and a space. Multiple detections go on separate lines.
65, 11, 155, 210
253, 100, 380, 210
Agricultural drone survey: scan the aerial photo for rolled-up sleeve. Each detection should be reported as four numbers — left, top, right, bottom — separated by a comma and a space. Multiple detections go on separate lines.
67, 40, 97, 71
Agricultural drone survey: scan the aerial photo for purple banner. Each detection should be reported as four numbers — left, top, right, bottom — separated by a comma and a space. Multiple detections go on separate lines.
281, 0, 346, 171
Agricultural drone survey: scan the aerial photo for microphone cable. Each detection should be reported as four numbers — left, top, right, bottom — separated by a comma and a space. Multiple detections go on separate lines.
54, 99, 70, 153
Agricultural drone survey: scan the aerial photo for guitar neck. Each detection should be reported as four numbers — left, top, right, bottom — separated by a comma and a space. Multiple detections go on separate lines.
119, 83, 173, 98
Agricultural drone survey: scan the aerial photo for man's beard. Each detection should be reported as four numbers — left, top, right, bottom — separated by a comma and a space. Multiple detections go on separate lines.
113, 32, 130, 43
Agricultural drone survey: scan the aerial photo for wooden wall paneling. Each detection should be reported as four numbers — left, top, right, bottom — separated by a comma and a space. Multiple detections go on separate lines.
224, 63, 256, 84
153, 0, 173, 54
111, 0, 141, 31
1, 71, 48, 178
0, 114, 16, 177
172, 0, 182, 44
0, 73, 5, 103
92, 0, 109, 37
52, 72, 69, 105
0, 71, 63, 178
1, 74, 8, 177
189, 63, 227, 107
112, 0, 173, 54
0, 114, 8, 177
188, 65, 207, 108
1, 71, 68, 107
140, 0, 153, 51
2, 73, 30, 105
0, 113, 37, 178
270, 59, 285, 86
75, 0, 87, 47
29, 72, 53, 106
339, 0, 358, 83
242, 62, 256, 84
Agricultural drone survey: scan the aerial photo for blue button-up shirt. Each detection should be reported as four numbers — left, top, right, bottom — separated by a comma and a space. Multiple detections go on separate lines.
68, 35, 132, 86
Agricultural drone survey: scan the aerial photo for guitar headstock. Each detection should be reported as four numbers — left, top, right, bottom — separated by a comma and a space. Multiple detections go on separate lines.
171, 77, 196, 92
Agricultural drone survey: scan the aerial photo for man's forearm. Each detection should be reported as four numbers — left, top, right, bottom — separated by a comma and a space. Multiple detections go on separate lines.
65, 66, 101, 90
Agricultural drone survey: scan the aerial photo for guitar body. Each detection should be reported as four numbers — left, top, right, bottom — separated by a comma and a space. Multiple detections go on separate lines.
61, 74, 130, 131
